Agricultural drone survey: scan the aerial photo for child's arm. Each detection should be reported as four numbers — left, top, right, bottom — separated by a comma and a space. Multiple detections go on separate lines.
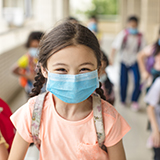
137, 48, 151, 81
109, 48, 117, 65
107, 140, 126, 160
147, 105, 160, 147
8, 132, 30, 160
0, 143, 8, 160
12, 64, 35, 81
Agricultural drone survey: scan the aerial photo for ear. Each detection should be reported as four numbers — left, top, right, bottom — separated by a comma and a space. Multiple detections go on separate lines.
41, 66, 48, 78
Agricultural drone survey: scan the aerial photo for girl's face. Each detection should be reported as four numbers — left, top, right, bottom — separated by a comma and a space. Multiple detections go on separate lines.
30, 40, 39, 48
42, 45, 98, 77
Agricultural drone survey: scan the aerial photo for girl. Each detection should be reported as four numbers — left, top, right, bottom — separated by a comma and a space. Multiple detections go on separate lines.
12, 31, 45, 98
138, 28, 160, 91
9, 22, 130, 160
144, 77, 160, 160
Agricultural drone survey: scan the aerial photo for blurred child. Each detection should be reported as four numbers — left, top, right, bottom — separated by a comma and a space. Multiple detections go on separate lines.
87, 15, 98, 34
12, 31, 45, 98
9, 22, 130, 160
110, 16, 146, 111
144, 77, 160, 160
0, 98, 15, 152
100, 51, 115, 105
0, 131, 8, 160
138, 28, 160, 91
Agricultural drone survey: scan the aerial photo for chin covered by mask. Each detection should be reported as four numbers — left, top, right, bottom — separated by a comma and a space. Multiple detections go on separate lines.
99, 74, 107, 83
29, 48, 39, 58
128, 28, 138, 35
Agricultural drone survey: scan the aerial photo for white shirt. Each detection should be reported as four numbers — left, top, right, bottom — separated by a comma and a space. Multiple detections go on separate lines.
112, 30, 146, 66
144, 77, 160, 131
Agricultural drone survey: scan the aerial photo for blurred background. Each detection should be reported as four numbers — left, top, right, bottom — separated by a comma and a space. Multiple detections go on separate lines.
0, 0, 160, 159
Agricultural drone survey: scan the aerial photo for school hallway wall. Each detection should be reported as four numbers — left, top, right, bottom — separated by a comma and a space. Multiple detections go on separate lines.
9, 33, 153, 160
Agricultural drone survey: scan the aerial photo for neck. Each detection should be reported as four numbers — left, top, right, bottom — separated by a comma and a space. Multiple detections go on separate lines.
53, 94, 92, 121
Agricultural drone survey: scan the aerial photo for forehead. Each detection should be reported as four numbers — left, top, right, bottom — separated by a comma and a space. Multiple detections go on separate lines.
47, 44, 98, 66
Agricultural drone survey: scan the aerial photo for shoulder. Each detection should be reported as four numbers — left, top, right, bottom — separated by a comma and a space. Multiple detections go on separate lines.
144, 45, 154, 53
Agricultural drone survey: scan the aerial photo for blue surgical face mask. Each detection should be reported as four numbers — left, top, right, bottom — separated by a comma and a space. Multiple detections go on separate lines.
46, 70, 99, 103
29, 48, 39, 57
128, 28, 138, 35
158, 39, 160, 46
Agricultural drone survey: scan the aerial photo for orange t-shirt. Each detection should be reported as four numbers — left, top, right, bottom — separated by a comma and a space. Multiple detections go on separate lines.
10, 92, 130, 160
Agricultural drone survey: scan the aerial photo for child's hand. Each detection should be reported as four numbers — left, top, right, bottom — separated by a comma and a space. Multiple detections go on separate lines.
152, 131, 160, 148
26, 73, 35, 81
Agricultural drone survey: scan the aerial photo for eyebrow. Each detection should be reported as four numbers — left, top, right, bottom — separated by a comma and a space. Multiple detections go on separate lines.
52, 62, 94, 67
79, 62, 94, 66
52, 63, 68, 66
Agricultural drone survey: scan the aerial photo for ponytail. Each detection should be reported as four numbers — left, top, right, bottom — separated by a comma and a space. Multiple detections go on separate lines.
95, 82, 106, 100
30, 68, 46, 97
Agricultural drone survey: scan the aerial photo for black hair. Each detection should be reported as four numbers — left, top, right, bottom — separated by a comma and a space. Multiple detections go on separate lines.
67, 17, 78, 23
127, 16, 139, 24
25, 31, 44, 48
101, 50, 109, 67
30, 22, 106, 100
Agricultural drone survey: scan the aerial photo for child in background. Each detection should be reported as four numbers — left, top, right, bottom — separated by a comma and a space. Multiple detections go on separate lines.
12, 31, 45, 98
138, 28, 160, 91
110, 16, 146, 111
144, 77, 160, 160
0, 131, 8, 160
100, 51, 115, 105
9, 22, 130, 160
87, 15, 98, 34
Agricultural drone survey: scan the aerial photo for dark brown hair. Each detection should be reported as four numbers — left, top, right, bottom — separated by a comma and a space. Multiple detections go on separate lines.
26, 31, 44, 48
30, 21, 106, 100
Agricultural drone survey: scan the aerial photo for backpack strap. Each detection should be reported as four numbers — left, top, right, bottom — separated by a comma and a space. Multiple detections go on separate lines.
92, 93, 107, 152
31, 92, 48, 150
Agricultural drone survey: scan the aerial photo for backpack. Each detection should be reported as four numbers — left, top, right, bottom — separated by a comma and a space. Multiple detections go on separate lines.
121, 29, 142, 52
0, 98, 15, 152
31, 92, 107, 152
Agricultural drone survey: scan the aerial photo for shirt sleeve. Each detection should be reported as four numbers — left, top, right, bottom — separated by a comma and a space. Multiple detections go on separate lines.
144, 78, 160, 107
17, 55, 29, 68
102, 101, 131, 147
10, 98, 36, 143
111, 30, 125, 50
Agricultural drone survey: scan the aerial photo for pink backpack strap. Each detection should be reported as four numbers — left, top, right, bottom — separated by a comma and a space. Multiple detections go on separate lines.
31, 92, 48, 150
92, 93, 107, 152
121, 29, 129, 50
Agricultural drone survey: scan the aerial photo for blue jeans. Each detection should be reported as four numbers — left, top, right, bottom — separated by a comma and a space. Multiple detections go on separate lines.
120, 62, 141, 103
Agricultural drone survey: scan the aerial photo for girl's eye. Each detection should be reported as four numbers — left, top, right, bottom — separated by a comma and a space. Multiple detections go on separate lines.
80, 68, 91, 72
56, 68, 67, 73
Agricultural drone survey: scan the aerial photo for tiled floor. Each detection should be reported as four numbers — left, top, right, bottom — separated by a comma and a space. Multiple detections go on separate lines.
8, 34, 154, 159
